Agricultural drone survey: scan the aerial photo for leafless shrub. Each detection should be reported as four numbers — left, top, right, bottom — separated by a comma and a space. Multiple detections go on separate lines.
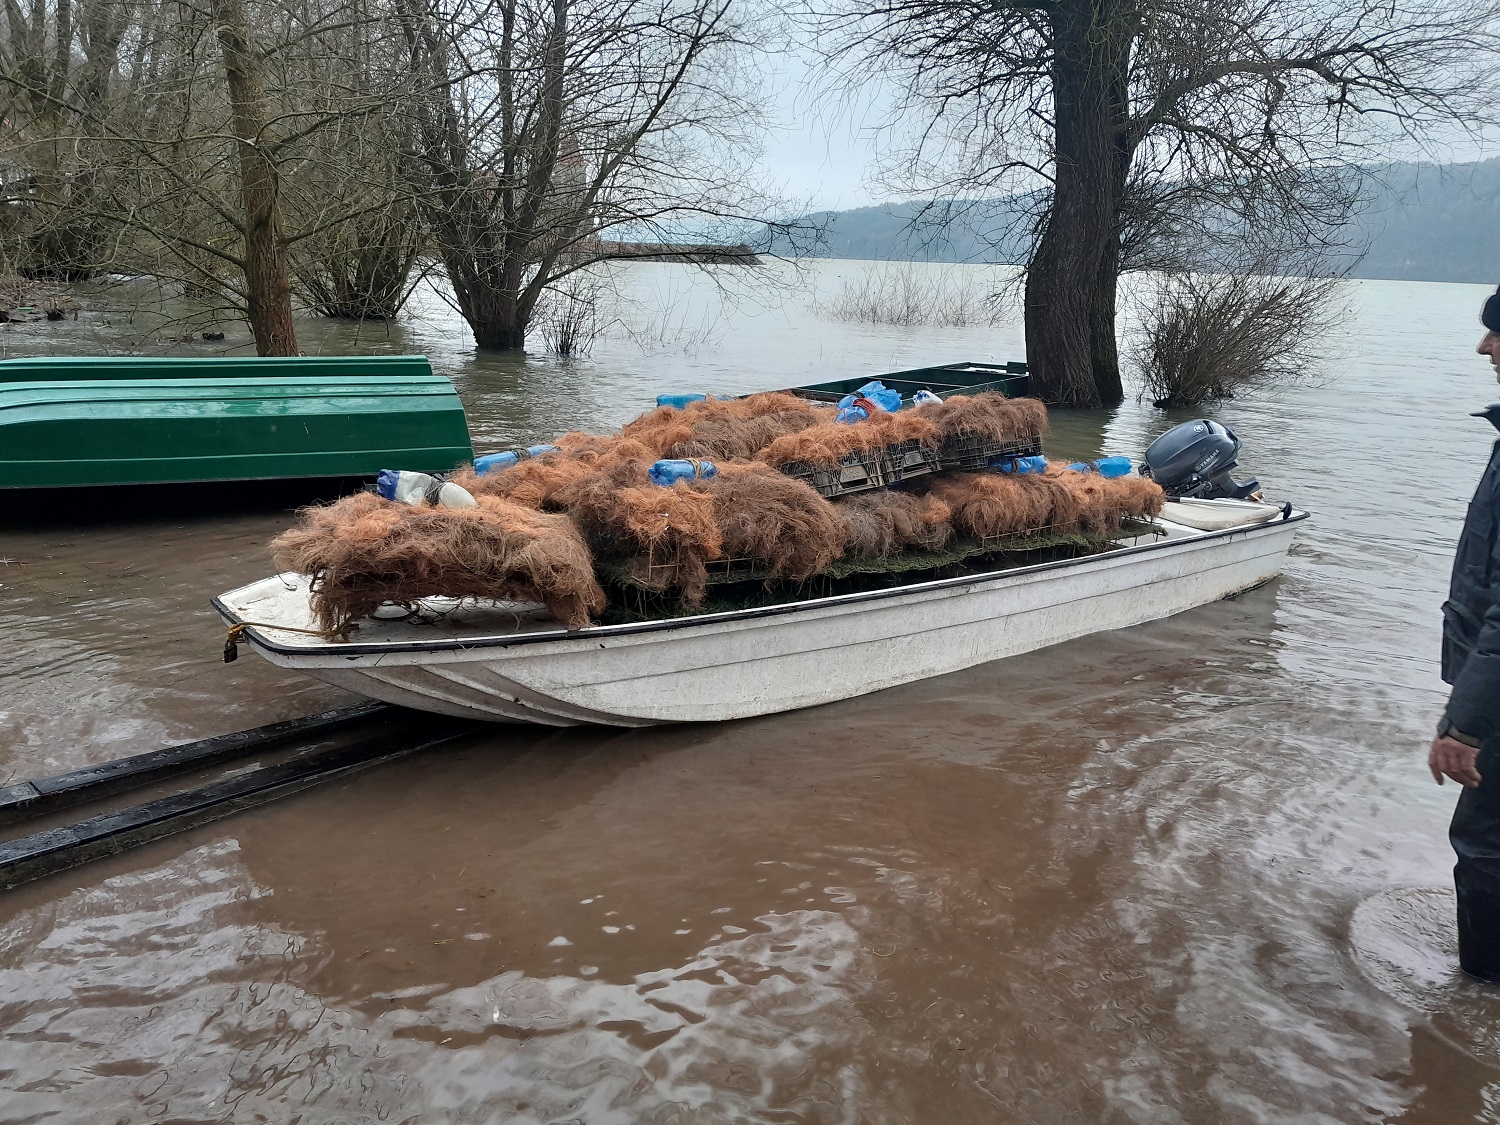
534, 275, 613, 356
1133, 271, 1341, 407
293, 205, 425, 321
818, 263, 1002, 327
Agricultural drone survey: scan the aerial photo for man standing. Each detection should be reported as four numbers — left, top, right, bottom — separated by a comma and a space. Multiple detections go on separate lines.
1431, 284, 1500, 984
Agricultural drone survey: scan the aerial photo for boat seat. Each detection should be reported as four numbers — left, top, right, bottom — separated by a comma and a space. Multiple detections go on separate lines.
1160, 499, 1286, 532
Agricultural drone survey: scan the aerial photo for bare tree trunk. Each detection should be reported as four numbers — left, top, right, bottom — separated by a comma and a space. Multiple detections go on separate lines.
213, 0, 298, 356
1023, 0, 1131, 407
458, 280, 528, 348
1086, 230, 1124, 404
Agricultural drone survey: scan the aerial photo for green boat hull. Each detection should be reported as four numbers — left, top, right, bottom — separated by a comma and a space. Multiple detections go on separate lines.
0, 354, 440, 382
0, 356, 474, 489
789, 360, 1030, 403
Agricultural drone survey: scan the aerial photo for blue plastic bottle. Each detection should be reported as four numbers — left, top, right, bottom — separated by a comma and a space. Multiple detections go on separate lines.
473, 444, 560, 475
473, 451, 520, 474
649, 459, 718, 486
376, 469, 477, 508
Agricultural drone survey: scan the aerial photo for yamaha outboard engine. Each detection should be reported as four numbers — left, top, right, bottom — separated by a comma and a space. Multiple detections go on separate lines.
1139, 420, 1260, 500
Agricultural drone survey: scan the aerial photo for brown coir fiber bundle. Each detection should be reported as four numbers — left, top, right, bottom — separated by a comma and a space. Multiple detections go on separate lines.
666, 410, 823, 462
620, 392, 824, 456
1114, 474, 1167, 519
451, 437, 657, 511
270, 491, 605, 635
922, 393, 1049, 444
758, 408, 942, 469
694, 462, 850, 580
835, 490, 954, 558
555, 430, 626, 456
1042, 470, 1165, 531
929, 469, 1166, 539
926, 472, 1056, 539
558, 461, 724, 602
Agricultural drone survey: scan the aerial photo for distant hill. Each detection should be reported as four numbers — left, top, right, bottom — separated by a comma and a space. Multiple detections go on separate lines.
761, 159, 1500, 284
1343, 160, 1500, 283
761, 199, 1032, 265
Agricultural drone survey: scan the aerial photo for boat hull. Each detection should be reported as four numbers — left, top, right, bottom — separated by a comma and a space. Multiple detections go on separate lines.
215, 513, 1304, 727
0, 356, 472, 488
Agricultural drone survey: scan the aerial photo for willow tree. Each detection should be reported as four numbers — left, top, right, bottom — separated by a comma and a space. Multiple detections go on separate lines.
0, 0, 134, 278
823, 0, 1500, 406
0, 0, 420, 351
392, 0, 764, 350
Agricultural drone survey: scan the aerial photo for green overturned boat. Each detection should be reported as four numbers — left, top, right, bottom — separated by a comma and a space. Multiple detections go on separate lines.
0, 355, 473, 489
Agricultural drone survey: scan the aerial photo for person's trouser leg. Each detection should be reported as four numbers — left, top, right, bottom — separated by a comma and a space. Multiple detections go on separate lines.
1451, 743, 1500, 982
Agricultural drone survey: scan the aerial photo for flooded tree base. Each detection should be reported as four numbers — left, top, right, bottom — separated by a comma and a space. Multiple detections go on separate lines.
0, 276, 80, 322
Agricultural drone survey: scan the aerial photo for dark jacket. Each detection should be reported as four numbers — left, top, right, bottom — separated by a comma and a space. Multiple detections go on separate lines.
1443, 403, 1500, 741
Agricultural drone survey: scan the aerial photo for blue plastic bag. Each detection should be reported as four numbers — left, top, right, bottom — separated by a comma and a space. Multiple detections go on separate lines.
854, 380, 903, 413
657, 393, 708, 410
649, 459, 718, 486
1062, 455, 1133, 477
993, 455, 1048, 474
835, 404, 869, 424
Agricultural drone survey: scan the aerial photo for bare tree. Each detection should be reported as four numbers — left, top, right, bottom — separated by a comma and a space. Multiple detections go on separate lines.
0, 0, 134, 278
818, 0, 1500, 406
391, 0, 768, 350
212, 0, 296, 352
0, 0, 426, 352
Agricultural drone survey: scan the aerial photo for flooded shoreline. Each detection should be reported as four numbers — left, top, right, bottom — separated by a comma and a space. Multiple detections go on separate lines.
3, 264, 1500, 1122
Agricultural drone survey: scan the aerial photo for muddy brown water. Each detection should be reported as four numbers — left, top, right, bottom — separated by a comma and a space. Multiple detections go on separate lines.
3, 266, 1500, 1122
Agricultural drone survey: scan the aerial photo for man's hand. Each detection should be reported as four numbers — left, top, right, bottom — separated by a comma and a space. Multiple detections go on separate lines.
1430, 736, 1483, 787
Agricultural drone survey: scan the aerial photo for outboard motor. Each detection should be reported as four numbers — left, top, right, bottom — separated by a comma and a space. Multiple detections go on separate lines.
1139, 420, 1260, 500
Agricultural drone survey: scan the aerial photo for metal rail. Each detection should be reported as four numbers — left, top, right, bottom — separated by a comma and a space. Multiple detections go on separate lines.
0, 702, 389, 826
0, 707, 475, 891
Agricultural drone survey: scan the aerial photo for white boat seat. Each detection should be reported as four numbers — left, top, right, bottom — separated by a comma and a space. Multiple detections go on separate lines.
1160, 499, 1287, 531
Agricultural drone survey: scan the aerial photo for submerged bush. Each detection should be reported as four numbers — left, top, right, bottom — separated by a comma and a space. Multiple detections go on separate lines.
819, 262, 1002, 328
293, 204, 424, 321
1133, 271, 1339, 407
534, 274, 611, 356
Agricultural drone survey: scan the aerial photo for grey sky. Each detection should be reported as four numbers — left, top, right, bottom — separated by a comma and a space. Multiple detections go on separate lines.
757, 50, 888, 211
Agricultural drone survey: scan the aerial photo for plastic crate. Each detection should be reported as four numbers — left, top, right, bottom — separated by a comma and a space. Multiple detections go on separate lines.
936, 433, 1044, 472
883, 439, 943, 483
778, 449, 893, 498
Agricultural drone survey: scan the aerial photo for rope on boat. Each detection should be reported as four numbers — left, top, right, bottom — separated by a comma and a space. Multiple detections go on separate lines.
223, 620, 339, 663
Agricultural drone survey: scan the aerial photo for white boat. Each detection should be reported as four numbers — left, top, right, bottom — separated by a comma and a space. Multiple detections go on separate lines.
213, 499, 1306, 727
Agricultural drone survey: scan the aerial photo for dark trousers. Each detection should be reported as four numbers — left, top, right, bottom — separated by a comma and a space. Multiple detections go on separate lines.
1452, 743, 1500, 982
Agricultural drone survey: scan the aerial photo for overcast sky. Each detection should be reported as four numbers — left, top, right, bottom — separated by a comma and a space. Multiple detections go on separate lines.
749, 47, 1498, 215
756, 50, 890, 212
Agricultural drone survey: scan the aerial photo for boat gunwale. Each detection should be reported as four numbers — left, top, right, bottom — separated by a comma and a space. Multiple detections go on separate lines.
213, 509, 1308, 657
